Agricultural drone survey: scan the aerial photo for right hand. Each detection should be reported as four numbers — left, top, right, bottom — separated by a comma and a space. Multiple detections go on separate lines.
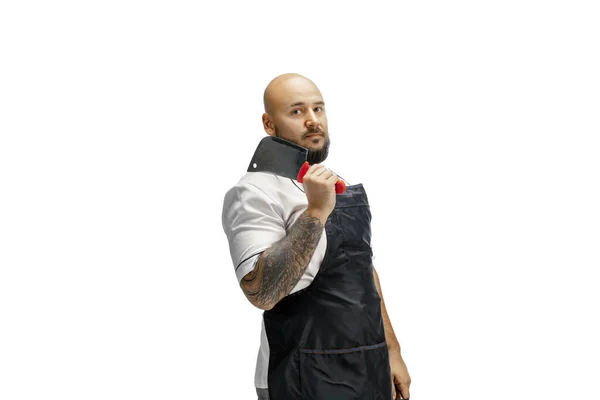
302, 163, 338, 223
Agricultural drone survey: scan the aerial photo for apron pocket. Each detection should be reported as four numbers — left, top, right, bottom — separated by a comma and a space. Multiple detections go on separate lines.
299, 341, 391, 400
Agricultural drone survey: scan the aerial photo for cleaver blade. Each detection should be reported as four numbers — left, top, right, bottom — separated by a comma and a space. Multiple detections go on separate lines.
247, 136, 308, 180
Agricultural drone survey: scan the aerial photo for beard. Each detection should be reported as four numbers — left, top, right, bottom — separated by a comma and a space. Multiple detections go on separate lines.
305, 136, 330, 165
274, 126, 330, 165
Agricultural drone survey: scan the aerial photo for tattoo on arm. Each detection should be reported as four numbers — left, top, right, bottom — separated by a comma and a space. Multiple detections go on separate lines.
241, 211, 324, 310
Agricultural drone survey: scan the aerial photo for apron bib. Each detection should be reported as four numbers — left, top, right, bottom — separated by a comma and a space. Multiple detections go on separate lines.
263, 184, 392, 400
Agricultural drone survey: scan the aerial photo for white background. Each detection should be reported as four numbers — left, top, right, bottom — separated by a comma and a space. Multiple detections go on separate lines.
1, 1, 599, 399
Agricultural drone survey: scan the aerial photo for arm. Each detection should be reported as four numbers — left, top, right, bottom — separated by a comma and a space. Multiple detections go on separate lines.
241, 208, 326, 311
373, 266, 401, 352
373, 266, 412, 399
225, 164, 336, 311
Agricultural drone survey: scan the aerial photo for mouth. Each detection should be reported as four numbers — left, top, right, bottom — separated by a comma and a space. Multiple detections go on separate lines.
304, 133, 323, 139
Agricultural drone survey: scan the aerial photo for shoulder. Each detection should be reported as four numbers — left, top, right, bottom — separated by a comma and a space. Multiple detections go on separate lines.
238, 171, 286, 193
224, 172, 288, 200
222, 172, 293, 218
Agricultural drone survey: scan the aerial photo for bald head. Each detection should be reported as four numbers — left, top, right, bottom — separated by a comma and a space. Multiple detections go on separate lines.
263, 73, 322, 115
261, 73, 329, 163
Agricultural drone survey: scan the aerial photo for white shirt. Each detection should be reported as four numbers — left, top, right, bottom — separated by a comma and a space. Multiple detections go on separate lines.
221, 171, 327, 389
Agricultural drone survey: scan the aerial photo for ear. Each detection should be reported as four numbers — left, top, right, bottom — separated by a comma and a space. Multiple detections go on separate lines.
262, 113, 276, 136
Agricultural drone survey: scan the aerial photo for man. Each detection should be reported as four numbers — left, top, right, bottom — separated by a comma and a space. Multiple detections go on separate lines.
222, 73, 411, 400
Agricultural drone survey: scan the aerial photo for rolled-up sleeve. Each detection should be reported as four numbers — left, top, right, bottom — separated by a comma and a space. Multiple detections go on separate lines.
222, 182, 286, 283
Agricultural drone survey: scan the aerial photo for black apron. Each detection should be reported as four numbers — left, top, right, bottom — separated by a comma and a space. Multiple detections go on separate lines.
263, 184, 392, 400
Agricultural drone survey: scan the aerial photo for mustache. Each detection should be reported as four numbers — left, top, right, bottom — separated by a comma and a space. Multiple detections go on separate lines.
302, 128, 325, 139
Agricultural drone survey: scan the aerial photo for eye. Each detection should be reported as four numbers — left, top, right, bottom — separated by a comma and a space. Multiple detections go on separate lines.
291, 109, 302, 115
315, 106, 324, 112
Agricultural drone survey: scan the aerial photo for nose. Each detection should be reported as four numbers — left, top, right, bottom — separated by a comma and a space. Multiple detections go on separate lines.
305, 109, 320, 130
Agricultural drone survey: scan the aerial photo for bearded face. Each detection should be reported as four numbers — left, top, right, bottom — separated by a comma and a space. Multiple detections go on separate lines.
275, 125, 330, 165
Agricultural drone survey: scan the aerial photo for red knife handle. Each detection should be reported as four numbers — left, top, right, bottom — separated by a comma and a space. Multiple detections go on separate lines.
297, 161, 310, 183
297, 162, 346, 194
335, 180, 346, 194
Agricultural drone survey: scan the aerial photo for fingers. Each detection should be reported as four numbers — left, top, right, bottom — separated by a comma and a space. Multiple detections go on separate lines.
400, 385, 410, 400
315, 167, 332, 178
399, 382, 410, 399
326, 172, 339, 183
392, 372, 410, 399
305, 164, 337, 182
306, 164, 327, 177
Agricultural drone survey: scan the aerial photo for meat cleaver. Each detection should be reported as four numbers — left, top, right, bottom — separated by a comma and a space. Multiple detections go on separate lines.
247, 136, 346, 193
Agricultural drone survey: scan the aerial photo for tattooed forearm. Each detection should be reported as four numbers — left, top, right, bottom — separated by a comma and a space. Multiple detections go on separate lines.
241, 211, 324, 310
